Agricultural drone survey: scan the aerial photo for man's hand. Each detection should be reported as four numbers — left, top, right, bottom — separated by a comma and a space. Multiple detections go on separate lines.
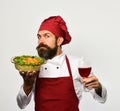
19, 70, 39, 96
81, 75, 102, 96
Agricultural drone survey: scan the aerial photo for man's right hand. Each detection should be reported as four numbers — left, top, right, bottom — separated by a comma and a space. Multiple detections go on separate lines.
19, 70, 39, 96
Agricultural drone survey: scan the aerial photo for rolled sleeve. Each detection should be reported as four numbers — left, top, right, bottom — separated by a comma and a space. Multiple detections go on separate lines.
16, 85, 33, 109
90, 85, 107, 103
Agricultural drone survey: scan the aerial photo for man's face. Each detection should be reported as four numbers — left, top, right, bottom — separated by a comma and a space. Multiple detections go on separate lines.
36, 30, 58, 60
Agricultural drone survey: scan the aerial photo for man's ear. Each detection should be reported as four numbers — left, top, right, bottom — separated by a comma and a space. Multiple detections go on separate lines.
57, 37, 64, 46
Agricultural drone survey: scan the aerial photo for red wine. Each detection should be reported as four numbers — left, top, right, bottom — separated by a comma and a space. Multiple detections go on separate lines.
78, 67, 91, 77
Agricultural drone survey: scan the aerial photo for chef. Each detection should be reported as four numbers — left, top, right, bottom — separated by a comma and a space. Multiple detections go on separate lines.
17, 15, 107, 111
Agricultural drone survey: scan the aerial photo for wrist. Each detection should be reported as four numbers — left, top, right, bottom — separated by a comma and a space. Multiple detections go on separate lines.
95, 83, 102, 97
23, 83, 33, 96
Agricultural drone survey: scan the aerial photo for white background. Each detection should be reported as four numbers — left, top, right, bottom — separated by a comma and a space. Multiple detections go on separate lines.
0, 0, 120, 111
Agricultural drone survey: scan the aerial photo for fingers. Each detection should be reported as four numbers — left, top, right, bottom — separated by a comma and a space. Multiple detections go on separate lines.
81, 76, 100, 89
19, 70, 39, 76
81, 75, 97, 83
19, 70, 39, 81
85, 81, 100, 89
19, 70, 39, 86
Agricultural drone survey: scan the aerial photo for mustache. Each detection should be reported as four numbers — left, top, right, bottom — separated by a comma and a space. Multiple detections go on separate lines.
36, 43, 49, 50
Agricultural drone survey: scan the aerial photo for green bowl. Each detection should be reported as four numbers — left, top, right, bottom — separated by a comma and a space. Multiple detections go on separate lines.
12, 55, 44, 71
14, 64, 41, 71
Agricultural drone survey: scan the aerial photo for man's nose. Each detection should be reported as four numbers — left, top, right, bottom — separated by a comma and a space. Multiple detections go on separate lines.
38, 37, 45, 44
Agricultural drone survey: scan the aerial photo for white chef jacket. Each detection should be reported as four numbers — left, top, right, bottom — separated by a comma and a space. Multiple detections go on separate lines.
17, 53, 107, 109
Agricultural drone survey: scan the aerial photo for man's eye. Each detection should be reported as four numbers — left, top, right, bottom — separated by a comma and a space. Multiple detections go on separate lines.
37, 34, 41, 39
38, 36, 41, 39
45, 35, 50, 38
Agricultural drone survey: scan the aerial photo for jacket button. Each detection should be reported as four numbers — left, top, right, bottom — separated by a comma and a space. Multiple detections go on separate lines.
45, 67, 47, 70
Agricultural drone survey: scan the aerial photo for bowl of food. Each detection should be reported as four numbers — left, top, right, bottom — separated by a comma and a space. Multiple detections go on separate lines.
12, 55, 44, 71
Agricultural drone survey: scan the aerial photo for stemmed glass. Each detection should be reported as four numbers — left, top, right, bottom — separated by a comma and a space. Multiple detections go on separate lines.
78, 58, 92, 92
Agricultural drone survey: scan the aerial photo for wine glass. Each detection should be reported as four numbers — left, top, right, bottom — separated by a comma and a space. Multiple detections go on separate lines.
78, 58, 92, 91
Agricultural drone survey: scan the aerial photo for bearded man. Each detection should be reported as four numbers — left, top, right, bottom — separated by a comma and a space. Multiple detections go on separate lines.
17, 16, 107, 111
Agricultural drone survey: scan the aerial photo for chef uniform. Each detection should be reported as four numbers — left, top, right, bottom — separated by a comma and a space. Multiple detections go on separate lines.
35, 55, 79, 111
16, 16, 107, 111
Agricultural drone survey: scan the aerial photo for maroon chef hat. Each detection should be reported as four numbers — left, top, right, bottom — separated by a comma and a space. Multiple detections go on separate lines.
38, 16, 71, 45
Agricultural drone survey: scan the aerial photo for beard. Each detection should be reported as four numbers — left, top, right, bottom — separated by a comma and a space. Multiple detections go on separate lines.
36, 43, 58, 60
